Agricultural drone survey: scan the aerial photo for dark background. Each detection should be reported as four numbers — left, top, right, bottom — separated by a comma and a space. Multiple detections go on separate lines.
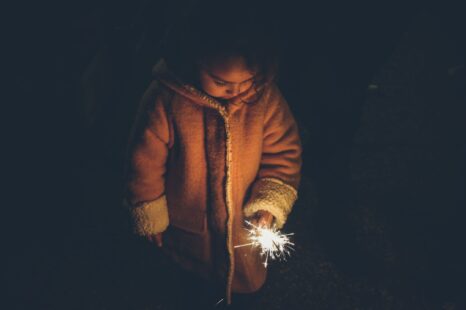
6, 0, 465, 309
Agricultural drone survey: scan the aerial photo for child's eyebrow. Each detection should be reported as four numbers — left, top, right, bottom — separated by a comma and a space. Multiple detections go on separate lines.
208, 72, 255, 84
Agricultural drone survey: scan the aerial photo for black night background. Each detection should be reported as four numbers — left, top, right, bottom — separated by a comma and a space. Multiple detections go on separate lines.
5, 0, 466, 309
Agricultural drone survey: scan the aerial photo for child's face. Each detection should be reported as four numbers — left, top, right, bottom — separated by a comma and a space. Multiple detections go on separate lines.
198, 56, 256, 100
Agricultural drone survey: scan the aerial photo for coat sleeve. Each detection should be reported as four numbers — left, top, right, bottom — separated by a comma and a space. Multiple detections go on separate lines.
243, 85, 303, 228
125, 81, 172, 236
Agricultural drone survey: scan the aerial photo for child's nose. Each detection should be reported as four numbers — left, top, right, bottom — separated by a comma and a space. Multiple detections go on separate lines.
227, 84, 241, 96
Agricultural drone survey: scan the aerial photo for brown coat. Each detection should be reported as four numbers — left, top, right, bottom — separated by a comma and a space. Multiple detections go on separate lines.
126, 60, 302, 304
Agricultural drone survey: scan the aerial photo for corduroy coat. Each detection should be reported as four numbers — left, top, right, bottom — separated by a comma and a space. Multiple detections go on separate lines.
126, 60, 302, 304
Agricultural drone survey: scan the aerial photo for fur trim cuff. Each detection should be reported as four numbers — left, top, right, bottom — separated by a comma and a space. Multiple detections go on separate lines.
243, 178, 298, 229
130, 195, 169, 236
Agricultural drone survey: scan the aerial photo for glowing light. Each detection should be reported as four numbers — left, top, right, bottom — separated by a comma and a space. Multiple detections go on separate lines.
234, 220, 294, 267
214, 298, 224, 307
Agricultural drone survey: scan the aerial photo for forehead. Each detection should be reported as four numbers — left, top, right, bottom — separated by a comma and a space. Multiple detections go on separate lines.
204, 56, 256, 83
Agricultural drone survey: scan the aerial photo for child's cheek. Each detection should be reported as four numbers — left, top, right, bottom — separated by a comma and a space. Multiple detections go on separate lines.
201, 82, 223, 98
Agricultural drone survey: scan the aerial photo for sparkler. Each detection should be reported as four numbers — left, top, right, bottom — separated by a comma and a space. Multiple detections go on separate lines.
234, 220, 294, 267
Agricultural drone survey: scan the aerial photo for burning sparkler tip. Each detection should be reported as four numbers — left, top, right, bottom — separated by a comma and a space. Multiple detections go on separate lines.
235, 219, 295, 267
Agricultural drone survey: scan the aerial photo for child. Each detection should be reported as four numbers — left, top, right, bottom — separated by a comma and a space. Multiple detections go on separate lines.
125, 2, 302, 306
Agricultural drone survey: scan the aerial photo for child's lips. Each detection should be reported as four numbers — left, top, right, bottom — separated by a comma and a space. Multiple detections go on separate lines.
221, 93, 243, 100
219, 88, 251, 100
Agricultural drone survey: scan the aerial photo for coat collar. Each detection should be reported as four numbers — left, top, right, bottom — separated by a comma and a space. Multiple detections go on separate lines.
152, 59, 266, 114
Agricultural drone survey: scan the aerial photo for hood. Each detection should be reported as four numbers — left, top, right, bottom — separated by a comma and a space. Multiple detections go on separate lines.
152, 59, 266, 112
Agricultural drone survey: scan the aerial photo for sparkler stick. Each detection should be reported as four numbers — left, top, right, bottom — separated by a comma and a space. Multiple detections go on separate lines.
234, 220, 294, 267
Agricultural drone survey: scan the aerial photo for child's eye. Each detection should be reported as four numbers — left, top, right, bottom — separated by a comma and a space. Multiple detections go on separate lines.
240, 80, 253, 87
214, 80, 227, 86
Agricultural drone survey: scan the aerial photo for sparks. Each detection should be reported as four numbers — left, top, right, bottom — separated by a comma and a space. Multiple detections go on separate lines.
214, 298, 224, 307
234, 220, 294, 267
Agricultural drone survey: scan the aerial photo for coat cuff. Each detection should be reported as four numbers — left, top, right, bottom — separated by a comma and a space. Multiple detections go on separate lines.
130, 195, 169, 236
243, 178, 298, 229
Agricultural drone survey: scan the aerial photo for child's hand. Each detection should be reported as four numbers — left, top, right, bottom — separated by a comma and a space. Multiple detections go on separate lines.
148, 233, 163, 247
251, 210, 274, 228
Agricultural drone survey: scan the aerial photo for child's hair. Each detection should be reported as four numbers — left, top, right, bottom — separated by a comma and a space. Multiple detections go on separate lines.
162, 1, 282, 98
